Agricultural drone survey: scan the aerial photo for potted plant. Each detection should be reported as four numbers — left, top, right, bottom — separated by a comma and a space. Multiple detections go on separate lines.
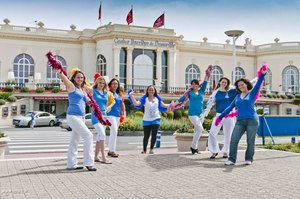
0, 131, 10, 159
173, 123, 209, 152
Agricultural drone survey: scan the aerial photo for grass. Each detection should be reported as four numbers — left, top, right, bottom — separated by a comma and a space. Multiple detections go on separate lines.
264, 141, 300, 153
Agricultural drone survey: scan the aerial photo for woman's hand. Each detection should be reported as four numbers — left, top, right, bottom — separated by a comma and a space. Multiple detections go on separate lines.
261, 64, 267, 74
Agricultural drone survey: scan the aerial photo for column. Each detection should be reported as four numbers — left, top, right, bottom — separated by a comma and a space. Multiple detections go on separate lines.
156, 49, 162, 91
168, 50, 176, 88
126, 47, 133, 87
113, 46, 120, 79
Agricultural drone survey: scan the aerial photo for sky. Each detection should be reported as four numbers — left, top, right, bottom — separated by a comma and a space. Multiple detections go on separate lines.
1, 0, 300, 45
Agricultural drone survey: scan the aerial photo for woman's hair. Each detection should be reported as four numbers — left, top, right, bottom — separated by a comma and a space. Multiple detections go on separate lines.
234, 78, 253, 92
70, 70, 86, 88
108, 78, 120, 94
93, 76, 108, 90
145, 85, 158, 97
216, 77, 230, 90
190, 79, 200, 85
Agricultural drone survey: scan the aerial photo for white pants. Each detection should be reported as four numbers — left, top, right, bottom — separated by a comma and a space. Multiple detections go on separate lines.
208, 113, 234, 154
107, 116, 120, 152
94, 123, 106, 141
189, 116, 204, 149
66, 115, 94, 168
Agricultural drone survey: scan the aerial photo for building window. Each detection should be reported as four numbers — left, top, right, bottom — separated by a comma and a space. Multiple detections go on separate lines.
185, 64, 200, 86
39, 100, 56, 114
296, 109, 300, 115
286, 108, 292, 115
209, 65, 223, 92
132, 49, 156, 86
47, 55, 67, 83
282, 65, 299, 94
232, 67, 245, 82
97, 54, 107, 75
161, 51, 168, 92
264, 68, 272, 91
13, 54, 35, 83
119, 48, 127, 86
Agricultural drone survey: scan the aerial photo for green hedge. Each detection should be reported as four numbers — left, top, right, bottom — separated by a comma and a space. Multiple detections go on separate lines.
20, 87, 29, 93
4, 85, 13, 92
52, 87, 60, 93
0, 99, 5, 105
0, 92, 11, 100
7, 96, 17, 102
36, 87, 45, 93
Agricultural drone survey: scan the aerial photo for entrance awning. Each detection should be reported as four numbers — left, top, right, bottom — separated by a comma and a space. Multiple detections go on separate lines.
33, 96, 68, 100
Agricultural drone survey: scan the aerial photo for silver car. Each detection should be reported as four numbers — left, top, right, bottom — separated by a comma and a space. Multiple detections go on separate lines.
13, 111, 57, 127
60, 113, 93, 131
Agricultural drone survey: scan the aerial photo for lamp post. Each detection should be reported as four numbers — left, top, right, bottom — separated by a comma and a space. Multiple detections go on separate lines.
225, 30, 244, 82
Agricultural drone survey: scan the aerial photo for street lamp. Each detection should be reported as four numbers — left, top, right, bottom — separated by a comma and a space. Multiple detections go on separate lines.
225, 30, 244, 82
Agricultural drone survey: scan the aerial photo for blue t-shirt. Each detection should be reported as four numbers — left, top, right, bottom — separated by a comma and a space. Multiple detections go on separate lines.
67, 88, 87, 116
215, 89, 238, 113
178, 81, 208, 116
107, 92, 122, 117
91, 88, 108, 125
219, 74, 266, 120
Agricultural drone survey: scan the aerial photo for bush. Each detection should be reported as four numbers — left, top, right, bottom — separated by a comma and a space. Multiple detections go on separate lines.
134, 111, 144, 117
286, 94, 295, 99
0, 92, 11, 100
36, 87, 45, 93
173, 110, 182, 119
0, 99, 5, 105
4, 85, 13, 92
160, 118, 191, 131
20, 87, 29, 93
294, 99, 300, 104
280, 94, 287, 99
119, 116, 143, 131
7, 96, 17, 102
160, 112, 167, 118
256, 108, 263, 115
182, 110, 188, 118
52, 87, 60, 93
166, 112, 174, 120
203, 118, 212, 131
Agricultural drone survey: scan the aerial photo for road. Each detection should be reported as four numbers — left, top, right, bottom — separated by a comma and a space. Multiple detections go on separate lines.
2, 126, 177, 156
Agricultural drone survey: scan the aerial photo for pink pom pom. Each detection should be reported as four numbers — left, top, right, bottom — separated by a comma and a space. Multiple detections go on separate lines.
46, 52, 68, 76
214, 117, 221, 126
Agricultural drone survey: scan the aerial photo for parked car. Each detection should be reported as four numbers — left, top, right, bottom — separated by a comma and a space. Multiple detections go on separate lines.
13, 111, 57, 127
55, 112, 67, 126
60, 113, 93, 131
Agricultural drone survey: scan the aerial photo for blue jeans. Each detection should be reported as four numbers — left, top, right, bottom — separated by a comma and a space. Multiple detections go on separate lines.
228, 119, 259, 163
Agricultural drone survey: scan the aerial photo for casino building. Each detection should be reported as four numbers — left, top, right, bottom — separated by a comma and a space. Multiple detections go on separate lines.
1, 18, 300, 125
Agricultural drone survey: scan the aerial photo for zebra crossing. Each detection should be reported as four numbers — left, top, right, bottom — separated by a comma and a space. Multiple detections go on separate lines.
5, 128, 177, 155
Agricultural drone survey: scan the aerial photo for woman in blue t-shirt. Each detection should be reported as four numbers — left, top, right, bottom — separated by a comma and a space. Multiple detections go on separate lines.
55, 68, 96, 171
202, 77, 238, 159
216, 67, 267, 166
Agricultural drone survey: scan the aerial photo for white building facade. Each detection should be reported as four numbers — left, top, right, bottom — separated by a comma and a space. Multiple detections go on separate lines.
1, 19, 300, 124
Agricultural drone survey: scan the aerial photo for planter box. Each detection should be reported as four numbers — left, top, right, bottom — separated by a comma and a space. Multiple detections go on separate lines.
0, 137, 10, 159
174, 132, 208, 152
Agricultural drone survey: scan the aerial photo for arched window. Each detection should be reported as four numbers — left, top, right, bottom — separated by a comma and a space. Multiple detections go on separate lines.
13, 54, 35, 83
282, 65, 299, 93
185, 64, 200, 86
97, 54, 106, 75
47, 55, 67, 83
210, 65, 223, 91
232, 67, 245, 82
264, 68, 272, 91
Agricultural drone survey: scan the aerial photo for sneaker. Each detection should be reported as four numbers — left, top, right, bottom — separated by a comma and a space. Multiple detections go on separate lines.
224, 160, 235, 166
245, 160, 252, 165
222, 153, 228, 158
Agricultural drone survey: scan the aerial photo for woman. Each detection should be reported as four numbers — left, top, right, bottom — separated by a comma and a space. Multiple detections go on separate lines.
172, 65, 212, 154
203, 77, 238, 159
215, 65, 267, 165
55, 68, 97, 171
106, 78, 125, 158
128, 85, 169, 154
89, 73, 114, 164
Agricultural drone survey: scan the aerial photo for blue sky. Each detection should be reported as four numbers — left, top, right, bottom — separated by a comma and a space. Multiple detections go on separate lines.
1, 0, 300, 45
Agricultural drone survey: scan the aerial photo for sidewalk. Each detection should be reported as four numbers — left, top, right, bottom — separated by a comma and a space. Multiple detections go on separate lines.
1, 148, 300, 199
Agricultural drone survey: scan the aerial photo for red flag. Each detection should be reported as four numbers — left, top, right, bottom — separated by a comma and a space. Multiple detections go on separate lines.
126, 8, 133, 25
153, 13, 164, 28
98, 2, 102, 20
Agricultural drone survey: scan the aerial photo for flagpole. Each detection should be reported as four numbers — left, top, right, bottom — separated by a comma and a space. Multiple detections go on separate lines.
131, 5, 133, 26
163, 11, 165, 28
